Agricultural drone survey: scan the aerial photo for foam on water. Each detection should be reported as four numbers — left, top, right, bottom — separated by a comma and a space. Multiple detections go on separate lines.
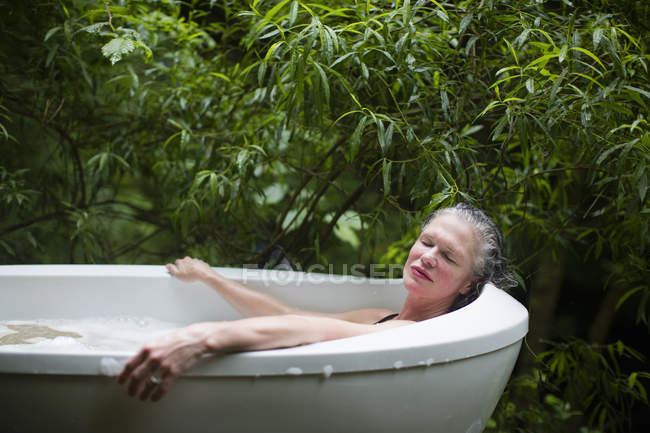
0, 316, 184, 353
285, 367, 303, 375
322, 364, 334, 378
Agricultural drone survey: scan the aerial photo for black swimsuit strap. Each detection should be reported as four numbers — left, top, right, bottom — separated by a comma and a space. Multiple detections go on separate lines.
374, 313, 399, 324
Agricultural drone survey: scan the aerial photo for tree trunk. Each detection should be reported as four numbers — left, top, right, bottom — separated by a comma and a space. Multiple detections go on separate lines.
520, 250, 566, 369
588, 284, 627, 343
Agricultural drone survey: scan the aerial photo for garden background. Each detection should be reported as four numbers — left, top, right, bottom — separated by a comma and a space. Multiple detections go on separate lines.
1, 0, 648, 431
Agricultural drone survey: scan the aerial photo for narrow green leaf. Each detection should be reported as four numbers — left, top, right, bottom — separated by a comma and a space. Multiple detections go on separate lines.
209, 173, 218, 196
258, 61, 267, 86
624, 85, 650, 100
514, 28, 530, 49
26, 231, 38, 248
210, 72, 231, 82
495, 66, 520, 76
44, 26, 62, 42
503, 97, 525, 103
98, 153, 108, 172
615, 26, 640, 49
638, 170, 648, 202
258, 26, 281, 40
571, 72, 604, 89
489, 73, 523, 89
384, 122, 394, 153
593, 28, 603, 49
628, 372, 639, 389
531, 29, 557, 48
264, 41, 284, 61
376, 119, 386, 153
459, 12, 473, 35
0, 240, 15, 256
113, 154, 130, 169
288, 0, 299, 26
440, 89, 449, 116
167, 119, 186, 130
428, 192, 450, 210
382, 159, 392, 197
265, 0, 290, 21
330, 52, 354, 68
313, 62, 330, 105
569, 47, 606, 70
558, 44, 568, 63
434, 9, 449, 23
398, 162, 406, 194
476, 100, 503, 119
402, 0, 411, 26
348, 116, 367, 161
60, 1, 70, 18
465, 35, 479, 56
460, 124, 483, 137
525, 53, 558, 70
395, 33, 408, 55
320, 26, 333, 63
326, 26, 339, 54
525, 78, 535, 94
596, 140, 637, 165
504, 39, 519, 65
163, 131, 182, 149
361, 62, 369, 80
45, 45, 59, 67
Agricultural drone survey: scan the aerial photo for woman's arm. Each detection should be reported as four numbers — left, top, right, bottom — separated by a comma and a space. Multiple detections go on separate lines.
166, 257, 393, 323
167, 257, 292, 317
118, 314, 412, 401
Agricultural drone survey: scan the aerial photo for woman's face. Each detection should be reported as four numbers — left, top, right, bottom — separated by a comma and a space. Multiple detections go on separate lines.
403, 213, 478, 304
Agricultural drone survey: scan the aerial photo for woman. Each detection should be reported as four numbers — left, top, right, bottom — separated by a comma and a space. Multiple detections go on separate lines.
118, 203, 514, 401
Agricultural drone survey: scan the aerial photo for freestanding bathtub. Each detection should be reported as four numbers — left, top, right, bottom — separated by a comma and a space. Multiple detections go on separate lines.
0, 265, 527, 433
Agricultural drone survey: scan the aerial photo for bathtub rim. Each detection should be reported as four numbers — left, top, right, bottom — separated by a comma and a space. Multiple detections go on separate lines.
0, 265, 528, 377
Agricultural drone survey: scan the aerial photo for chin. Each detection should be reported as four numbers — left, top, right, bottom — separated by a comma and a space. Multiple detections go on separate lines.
403, 276, 430, 297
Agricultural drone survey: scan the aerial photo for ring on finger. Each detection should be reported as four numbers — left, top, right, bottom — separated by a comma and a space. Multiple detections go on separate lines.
149, 375, 162, 385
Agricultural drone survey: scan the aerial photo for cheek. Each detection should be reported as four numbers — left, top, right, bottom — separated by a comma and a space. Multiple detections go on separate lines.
434, 264, 466, 292
434, 264, 453, 282
404, 244, 421, 264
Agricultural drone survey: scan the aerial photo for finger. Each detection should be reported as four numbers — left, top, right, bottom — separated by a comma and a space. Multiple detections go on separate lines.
127, 355, 160, 397
147, 347, 198, 401
166, 263, 179, 275
117, 349, 148, 384
150, 371, 175, 402
139, 368, 166, 401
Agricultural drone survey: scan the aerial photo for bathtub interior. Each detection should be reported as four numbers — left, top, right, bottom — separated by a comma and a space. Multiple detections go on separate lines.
0, 265, 528, 377
0, 265, 406, 322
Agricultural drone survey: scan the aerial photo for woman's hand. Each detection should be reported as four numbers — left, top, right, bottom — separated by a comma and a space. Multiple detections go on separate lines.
117, 322, 219, 402
166, 256, 213, 283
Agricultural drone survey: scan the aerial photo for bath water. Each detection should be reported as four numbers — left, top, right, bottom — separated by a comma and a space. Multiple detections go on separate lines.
0, 316, 184, 353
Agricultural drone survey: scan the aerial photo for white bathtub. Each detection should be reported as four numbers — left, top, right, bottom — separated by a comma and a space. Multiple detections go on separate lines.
0, 265, 527, 433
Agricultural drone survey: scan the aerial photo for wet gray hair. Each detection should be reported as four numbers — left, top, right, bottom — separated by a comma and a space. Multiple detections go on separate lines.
422, 203, 517, 310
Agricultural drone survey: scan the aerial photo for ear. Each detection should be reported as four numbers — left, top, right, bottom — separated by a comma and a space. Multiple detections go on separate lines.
458, 280, 474, 295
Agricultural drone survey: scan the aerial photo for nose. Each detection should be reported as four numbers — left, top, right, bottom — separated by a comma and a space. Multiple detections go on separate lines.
420, 247, 438, 267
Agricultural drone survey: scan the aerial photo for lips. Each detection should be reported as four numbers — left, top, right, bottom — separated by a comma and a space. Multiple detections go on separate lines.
411, 265, 432, 282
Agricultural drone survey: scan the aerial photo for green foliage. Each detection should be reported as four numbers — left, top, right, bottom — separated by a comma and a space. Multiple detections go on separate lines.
488, 339, 649, 433
539, 340, 649, 432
